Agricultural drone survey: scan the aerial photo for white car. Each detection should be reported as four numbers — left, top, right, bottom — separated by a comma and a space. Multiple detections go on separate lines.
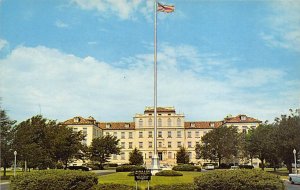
204, 164, 215, 170
289, 174, 300, 184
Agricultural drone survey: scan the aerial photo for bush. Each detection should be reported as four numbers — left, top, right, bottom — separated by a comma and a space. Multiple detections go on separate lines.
108, 163, 118, 167
116, 165, 145, 172
218, 163, 230, 169
10, 169, 98, 190
238, 165, 254, 169
172, 164, 196, 171
92, 183, 141, 190
149, 183, 195, 190
155, 170, 183, 176
194, 169, 284, 190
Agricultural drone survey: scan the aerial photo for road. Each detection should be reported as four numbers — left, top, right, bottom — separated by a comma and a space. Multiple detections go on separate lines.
284, 181, 300, 190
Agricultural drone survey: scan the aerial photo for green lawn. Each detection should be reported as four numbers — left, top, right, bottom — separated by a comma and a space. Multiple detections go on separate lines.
98, 171, 203, 189
265, 168, 289, 180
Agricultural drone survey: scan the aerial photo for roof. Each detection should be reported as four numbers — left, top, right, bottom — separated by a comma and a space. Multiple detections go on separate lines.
62, 116, 97, 125
144, 106, 176, 113
223, 114, 261, 123
98, 122, 135, 130
184, 121, 223, 129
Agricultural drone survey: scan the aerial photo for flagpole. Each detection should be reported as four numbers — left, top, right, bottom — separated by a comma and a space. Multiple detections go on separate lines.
151, 0, 160, 173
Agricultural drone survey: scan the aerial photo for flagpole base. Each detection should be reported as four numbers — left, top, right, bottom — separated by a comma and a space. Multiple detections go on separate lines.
151, 154, 161, 175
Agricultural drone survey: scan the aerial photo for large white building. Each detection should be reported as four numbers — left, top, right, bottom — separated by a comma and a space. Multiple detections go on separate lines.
62, 107, 261, 167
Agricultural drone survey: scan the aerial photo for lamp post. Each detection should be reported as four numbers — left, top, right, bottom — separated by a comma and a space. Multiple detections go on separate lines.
293, 149, 297, 174
14, 151, 17, 176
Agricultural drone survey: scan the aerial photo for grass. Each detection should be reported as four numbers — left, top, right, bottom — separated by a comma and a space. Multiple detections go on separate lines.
98, 171, 202, 189
265, 168, 289, 180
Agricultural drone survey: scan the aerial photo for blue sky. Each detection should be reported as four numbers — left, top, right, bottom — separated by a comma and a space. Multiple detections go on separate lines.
1, 0, 299, 123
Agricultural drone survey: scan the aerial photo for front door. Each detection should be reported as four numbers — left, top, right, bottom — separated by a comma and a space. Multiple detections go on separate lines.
158, 152, 163, 161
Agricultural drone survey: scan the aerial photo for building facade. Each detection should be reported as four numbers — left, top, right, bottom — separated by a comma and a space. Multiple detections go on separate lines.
62, 107, 261, 167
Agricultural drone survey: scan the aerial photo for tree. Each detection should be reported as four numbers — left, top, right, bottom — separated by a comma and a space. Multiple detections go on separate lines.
129, 148, 144, 165
199, 126, 240, 166
176, 147, 190, 164
89, 135, 120, 169
245, 123, 277, 170
51, 124, 85, 168
195, 143, 201, 159
274, 109, 300, 173
0, 108, 17, 176
13, 115, 85, 170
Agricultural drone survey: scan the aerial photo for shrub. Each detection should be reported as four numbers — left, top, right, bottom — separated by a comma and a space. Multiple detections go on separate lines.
194, 169, 284, 190
172, 164, 196, 171
92, 183, 141, 190
149, 183, 195, 190
238, 164, 254, 169
108, 163, 118, 167
155, 170, 183, 176
116, 165, 145, 172
10, 169, 98, 190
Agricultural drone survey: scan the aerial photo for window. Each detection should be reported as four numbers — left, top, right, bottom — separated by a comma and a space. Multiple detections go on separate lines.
195, 131, 199, 137
177, 142, 182, 148
121, 132, 125, 139
177, 131, 182, 138
121, 142, 125, 149
129, 132, 133, 138
74, 117, 80, 122
121, 152, 125, 160
148, 119, 152, 126
106, 123, 111, 129
241, 115, 247, 121
187, 131, 192, 138
168, 141, 172, 148
139, 119, 143, 127
168, 152, 172, 159
82, 128, 87, 135
125, 123, 130, 128
113, 132, 117, 138
168, 131, 172, 138
167, 118, 172, 127
139, 142, 143, 148
149, 142, 152, 148
242, 126, 248, 134
149, 152, 152, 159
73, 128, 78, 132
177, 118, 181, 127
129, 142, 133, 149
190, 123, 195, 127
158, 142, 162, 147
148, 131, 153, 138
188, 152, 192, 159
158, 131, 162, 138
158, 118, 162, 127
210, 123, 215, 128
188, 141, 192, 148
139, 131, 143, 138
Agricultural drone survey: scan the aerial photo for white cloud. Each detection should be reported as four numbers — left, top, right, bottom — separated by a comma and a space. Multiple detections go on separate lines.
1, 44, 298, 123
71, 0, 143, 20
262, 0, 300, 52
55, 20, 69, 28
0, 39, 8, 51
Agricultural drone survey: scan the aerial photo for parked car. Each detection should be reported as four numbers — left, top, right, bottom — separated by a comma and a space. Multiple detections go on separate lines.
289, 173, 300, 184
204, 164, 215, 170
67, 165, 92, 171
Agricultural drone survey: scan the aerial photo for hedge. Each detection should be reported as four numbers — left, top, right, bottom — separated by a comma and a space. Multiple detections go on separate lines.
92, 183, 141, 190
194, 169, 284, 190
116, 165, 145, 172
172, 164, 200, 171
155, 170, 183, 176
149, 183, 195, 190
10, 169, 98, 190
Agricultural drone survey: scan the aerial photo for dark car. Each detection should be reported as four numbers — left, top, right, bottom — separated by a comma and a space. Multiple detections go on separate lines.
67, 165, 92, 171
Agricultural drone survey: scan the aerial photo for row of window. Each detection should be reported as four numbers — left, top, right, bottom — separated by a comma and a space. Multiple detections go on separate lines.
120, 141, 199, 149
138, 118, 182, 127
112, 151, 193, 160
106, 130, 207, 139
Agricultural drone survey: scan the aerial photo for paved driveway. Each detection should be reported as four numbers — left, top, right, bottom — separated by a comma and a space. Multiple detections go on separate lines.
284, 181, 300, 190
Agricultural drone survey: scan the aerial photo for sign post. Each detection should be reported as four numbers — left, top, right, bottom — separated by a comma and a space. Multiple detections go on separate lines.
134, 169, 152, 190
